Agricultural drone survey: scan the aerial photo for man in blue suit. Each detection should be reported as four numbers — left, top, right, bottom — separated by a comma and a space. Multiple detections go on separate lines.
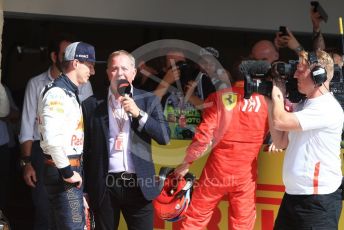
82, 50, 170, 230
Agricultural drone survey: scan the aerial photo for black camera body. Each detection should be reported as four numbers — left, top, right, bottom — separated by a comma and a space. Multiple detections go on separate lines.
243, 75, 272, 98
330, 64, 344, 109
174, 60, 198, 85
275, 61, 306, 103
240, 60, 306, 103
275, 60, 298, 77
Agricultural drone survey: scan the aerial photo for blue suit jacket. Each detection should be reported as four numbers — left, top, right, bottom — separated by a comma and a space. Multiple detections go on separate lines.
82, 87, 170, 209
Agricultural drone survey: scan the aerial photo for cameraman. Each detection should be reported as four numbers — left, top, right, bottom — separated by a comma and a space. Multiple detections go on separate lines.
268, 50, 343, 229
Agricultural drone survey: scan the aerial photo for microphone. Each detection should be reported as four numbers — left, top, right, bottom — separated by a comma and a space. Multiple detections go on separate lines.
116, 79, 132, 97
239, 60, 271, 77
116, 79, 132, 117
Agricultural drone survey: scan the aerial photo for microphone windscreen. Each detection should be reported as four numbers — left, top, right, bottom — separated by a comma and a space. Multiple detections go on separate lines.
239, 60, 271, 77
117, 79, 132, 96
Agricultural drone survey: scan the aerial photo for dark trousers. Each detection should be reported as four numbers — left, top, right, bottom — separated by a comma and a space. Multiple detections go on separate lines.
93, 173, 153, 230
44, 164, 85, 230
31, 141, 51, 230
0, 144, 10, 210
274, 189, 342, 230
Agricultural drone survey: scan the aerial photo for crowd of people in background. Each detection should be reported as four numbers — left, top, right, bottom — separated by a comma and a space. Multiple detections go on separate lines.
0, 3, 343, 230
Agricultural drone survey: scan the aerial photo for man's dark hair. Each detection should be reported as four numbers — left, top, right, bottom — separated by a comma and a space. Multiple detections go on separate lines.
47, 32, 76, 62
60, 60, 73, 73
47, 32, 76, 73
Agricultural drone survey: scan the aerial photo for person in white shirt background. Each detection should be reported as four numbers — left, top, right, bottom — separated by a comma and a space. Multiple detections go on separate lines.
0, 82, 9, 118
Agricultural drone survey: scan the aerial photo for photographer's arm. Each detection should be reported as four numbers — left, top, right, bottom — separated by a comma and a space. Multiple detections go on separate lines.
153, 68, 180, 100
184, 81, 205, 110
274, 28, 304, 55
310, 6, 325, 51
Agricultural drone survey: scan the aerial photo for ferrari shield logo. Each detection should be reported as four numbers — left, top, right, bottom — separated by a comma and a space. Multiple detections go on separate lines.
222, 92, 237, 111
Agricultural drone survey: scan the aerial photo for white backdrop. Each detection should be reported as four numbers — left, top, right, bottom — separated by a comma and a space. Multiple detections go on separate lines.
3, 0, 344, 34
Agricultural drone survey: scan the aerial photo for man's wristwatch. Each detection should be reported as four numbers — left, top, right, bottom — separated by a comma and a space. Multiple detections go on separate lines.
20, 156, 31, 167
137, 109, 146, 120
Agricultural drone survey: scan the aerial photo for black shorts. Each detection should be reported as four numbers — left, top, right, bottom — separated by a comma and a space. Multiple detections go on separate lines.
274, 189, 342, 230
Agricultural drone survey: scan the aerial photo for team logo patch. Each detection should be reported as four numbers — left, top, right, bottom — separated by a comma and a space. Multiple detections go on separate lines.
76, 116, 84, 131
222, 92, 237, 111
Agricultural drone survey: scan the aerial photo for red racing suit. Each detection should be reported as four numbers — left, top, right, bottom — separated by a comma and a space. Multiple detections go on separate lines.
180, 81, 269, 230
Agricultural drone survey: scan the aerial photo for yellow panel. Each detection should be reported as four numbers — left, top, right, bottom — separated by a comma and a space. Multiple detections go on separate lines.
115, 141, 344, 230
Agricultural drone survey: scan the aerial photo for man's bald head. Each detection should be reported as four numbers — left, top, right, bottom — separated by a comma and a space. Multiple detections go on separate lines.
251, 40, 279, 64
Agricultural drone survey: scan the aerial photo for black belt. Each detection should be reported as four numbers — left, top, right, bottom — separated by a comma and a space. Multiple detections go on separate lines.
107, 172, 136, 181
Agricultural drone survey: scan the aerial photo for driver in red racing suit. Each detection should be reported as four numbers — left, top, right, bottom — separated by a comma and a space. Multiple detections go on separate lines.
175, 80, 269, 230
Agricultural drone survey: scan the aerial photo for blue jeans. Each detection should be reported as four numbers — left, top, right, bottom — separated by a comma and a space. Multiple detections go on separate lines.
44, 164, 85, 230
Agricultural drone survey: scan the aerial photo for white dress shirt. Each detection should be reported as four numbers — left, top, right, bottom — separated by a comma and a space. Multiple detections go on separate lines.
107, 89, 148, 173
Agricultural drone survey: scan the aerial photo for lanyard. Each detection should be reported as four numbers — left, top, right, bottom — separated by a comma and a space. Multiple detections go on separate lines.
109, 95, 126, 133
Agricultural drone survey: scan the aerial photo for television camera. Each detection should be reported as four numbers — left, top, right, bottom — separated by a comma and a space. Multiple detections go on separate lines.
239, 60, 305, 103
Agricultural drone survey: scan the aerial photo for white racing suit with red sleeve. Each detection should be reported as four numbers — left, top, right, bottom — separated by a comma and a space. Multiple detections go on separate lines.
38, 74, 84, 179
180, 81, 269, 230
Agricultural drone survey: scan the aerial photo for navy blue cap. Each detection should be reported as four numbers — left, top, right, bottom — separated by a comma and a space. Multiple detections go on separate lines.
64, 42, 96, 62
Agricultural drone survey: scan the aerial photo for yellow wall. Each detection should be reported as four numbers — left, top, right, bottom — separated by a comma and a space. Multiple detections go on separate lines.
117, 141, 344, 230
